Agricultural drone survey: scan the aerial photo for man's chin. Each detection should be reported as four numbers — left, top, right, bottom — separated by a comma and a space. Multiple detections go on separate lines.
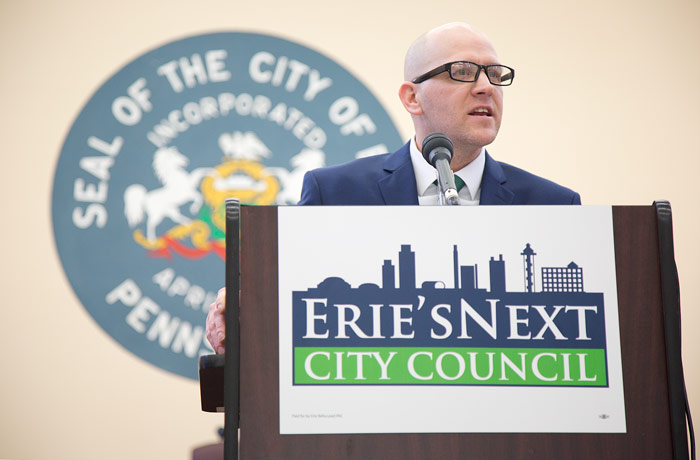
456, 131, 498, 150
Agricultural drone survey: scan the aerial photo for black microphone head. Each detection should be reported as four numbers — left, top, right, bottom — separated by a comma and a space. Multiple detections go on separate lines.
422, 132, 454, 166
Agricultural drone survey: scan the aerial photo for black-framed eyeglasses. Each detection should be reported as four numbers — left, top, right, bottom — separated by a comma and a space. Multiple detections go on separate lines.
412, 61, 515, 86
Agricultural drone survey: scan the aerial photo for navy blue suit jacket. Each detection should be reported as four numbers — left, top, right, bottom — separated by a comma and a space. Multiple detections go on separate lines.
299, 142, 580, 205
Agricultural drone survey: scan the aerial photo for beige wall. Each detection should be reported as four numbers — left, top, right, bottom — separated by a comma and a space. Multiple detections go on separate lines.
2, 0, 698, 458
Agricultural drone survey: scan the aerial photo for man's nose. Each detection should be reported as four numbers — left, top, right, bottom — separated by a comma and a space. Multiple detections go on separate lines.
472, 70, 493, 95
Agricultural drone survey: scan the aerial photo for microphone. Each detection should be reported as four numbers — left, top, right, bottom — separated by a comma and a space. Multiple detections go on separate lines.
422, 133, 460, 206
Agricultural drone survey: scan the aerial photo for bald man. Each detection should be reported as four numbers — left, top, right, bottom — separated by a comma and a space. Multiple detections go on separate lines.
298, 22, 580, 206
205, 23, 579, 353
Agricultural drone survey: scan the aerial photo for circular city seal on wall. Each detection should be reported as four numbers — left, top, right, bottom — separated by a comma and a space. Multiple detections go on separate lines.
51, 32, 403, 380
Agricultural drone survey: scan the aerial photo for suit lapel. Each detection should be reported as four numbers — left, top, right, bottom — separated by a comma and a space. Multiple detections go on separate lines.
377, 143, 419, 205
372, 146, 513, 205
479, 151, 514, 205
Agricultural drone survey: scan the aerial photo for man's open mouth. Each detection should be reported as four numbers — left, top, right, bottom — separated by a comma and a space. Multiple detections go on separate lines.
469, 107, 492, 117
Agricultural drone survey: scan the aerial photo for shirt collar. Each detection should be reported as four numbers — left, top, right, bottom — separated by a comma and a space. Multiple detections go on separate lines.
408, 135, 486, 201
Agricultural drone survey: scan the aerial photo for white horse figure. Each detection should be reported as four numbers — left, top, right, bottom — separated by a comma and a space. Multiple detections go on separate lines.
264, 148, 326, 205
124, 147, 213, 242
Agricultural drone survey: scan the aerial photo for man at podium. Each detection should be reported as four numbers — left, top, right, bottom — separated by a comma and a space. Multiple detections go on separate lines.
206, 21, 580, 352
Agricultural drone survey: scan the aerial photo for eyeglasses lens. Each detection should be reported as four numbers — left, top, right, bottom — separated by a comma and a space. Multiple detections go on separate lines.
450, 62, 478, 81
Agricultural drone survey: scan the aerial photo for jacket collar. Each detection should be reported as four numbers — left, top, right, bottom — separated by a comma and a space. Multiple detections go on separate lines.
376, 144, 515, 205
377, 143, 419, 205
479, 151, 514, 205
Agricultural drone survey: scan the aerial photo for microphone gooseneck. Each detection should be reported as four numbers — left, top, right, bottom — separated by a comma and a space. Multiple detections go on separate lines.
422, 133, 460, 206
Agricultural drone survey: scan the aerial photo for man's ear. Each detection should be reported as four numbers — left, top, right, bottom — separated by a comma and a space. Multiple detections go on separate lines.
398, 82, 422, 115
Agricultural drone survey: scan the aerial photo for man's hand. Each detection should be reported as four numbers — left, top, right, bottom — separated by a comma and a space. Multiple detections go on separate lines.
206, 287, 226, 354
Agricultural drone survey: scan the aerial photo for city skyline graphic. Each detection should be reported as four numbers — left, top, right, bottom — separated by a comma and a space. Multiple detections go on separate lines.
292, 243, 607, 350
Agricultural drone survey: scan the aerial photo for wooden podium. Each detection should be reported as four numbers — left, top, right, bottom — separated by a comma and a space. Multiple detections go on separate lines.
200, 202, 693, 460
